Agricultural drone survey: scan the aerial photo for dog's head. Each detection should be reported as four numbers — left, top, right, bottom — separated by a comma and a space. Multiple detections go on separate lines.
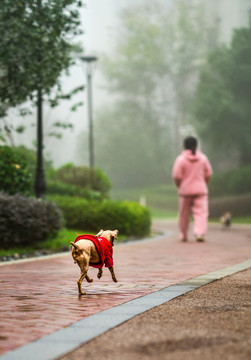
220, 211, 231, 221
70, 242, 83, 264
96, 229, 118, 247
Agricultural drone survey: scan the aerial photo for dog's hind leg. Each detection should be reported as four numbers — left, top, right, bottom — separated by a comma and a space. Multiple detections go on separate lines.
108, 266, 118, 282
97, 268, 103, 279
85, 275, 93, 283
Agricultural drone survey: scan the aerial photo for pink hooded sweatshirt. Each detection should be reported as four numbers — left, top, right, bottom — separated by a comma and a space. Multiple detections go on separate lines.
172, 150, 212, 196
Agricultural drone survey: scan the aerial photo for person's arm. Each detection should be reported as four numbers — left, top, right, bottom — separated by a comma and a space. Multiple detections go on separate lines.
173, 177, 181, 187
172, 157, 183, 188
204, 157, 213, 183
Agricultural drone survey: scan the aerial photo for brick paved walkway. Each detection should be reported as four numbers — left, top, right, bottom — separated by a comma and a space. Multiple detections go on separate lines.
0, 220, 250, 356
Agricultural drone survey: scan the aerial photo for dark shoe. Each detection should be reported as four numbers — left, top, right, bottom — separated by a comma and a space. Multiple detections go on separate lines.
196, 236, 204, 242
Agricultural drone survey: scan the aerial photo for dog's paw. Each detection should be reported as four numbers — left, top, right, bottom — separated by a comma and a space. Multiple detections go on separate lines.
97, 270, 103, 279
112, 277, 118, 283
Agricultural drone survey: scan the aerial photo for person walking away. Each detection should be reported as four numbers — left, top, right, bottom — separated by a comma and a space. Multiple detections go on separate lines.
172, 136, 212, 242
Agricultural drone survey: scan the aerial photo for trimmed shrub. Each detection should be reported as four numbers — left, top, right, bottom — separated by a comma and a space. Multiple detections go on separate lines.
0, 192, 62, 248
0, 146, 32, 195
46, 180, 102, 200
13, 145, 37, 177
51, 163, 111, 198
49, 195, 151, 237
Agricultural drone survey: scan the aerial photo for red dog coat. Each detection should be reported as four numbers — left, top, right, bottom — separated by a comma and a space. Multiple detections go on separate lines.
74, 234, 114, 268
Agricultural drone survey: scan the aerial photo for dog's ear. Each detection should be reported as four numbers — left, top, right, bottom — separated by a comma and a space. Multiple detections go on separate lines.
96, 229, 104, 237
110, 230, 118, 246
70, 242, 78, 249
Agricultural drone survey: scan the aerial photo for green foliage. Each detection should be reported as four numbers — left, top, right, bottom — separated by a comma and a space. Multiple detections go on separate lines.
0, 145, 32, 195
0, 0, 83, 115
10, 145, 37, 175
46, 180, 102, 200
0, 192, 62, 248
209, 166, 251, 196
86, 1, 215, 188
111, 183, 178, 214
4, 145, 54, 196
209, 194, 251, 218
191, 20, 251, 167
95, 104, 171, 188
49, 195, 151, 237
40, 228, 90, 251
50, 163, 111, 198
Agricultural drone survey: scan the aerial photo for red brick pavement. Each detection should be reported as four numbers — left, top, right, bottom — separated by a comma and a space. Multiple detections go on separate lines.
0, 220, 250, 355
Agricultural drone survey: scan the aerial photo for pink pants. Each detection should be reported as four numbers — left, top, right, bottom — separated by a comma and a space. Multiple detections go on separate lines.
178, 195, 208, 239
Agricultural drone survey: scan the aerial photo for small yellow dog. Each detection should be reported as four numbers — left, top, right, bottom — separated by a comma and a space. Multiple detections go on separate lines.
71, 229, 118, 295
220, 212, 231, 230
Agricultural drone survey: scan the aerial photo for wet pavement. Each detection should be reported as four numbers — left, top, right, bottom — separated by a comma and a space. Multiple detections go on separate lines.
0, 220, 250, 357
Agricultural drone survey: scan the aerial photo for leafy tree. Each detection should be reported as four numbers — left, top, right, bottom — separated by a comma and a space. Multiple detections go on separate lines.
191, 19, 251, 168
13, 145, 53, 179
0, 0, 83, 114
0, 0, 83, 197
89, 0, 215, 188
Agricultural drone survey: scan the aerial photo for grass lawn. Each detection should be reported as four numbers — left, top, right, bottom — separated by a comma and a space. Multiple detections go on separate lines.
0, 228, 84, 258
111, 183, 178, 216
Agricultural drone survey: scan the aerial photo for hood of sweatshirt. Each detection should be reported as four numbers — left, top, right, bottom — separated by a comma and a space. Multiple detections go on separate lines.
182, 149, 202, 162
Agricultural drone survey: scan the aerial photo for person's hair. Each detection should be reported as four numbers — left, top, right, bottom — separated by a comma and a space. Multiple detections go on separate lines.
184, 136, 197, 155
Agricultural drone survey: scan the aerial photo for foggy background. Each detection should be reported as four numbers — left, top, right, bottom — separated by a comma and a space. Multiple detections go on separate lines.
9, 0, 251, 189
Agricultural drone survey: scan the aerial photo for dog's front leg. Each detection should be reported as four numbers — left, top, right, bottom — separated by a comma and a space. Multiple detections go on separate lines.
78, 260, 89, 295
97, 268, 103, 279
108, 266, 118, 283
77, 272, 87, 295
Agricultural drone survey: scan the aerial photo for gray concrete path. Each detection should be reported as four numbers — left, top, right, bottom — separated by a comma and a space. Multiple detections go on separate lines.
58, 267, 251, 360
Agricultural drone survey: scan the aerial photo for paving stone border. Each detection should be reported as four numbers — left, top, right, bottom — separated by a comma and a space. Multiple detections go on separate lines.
1, 259, 250, 360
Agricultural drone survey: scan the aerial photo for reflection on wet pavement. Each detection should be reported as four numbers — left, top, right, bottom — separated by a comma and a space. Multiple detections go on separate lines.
0, 221, 250, 355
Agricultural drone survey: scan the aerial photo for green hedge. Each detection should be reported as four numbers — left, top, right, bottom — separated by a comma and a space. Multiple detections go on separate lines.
209, 165, 251, 196
0, 146, 32, 195
50, 163, 111, 198
49, 195, 151, 237
209, 194, 251, 218
0, 192, 62, 248
46, 180, 102, 200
